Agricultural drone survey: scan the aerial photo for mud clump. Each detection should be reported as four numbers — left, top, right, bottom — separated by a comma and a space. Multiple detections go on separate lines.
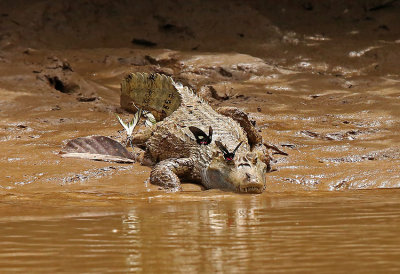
46, 76, 78, 94
131, 39, 157, 47
35, 57, 100, 102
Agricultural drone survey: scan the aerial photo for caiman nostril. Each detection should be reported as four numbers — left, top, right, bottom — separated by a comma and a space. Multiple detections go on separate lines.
245, 172, 259, 184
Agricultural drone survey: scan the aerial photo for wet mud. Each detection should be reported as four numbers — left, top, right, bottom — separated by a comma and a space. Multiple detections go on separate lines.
1, 0, 400, 272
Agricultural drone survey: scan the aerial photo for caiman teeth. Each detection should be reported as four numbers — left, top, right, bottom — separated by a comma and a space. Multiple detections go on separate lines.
238, 186, 263, 194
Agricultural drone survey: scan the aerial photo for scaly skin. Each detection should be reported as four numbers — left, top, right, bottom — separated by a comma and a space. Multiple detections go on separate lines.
121, 72, 271, 193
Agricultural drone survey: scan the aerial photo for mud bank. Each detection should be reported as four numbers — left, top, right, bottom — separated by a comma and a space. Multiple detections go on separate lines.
2, 1, 400, 273
1, 0, 400, 196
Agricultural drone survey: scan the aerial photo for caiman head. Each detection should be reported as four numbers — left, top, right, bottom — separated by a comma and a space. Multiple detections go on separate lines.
205, 141, 268, 193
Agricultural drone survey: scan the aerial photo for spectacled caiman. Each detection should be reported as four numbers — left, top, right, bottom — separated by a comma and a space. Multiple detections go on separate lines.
121, 72, 271, 193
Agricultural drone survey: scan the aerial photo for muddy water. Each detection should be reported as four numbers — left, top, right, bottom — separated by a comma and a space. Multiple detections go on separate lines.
1, 0, 400, 272
2, 190, 400, 273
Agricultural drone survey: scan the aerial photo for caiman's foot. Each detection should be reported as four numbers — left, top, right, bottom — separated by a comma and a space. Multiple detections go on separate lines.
150, 158, 194, 191
252, 143, 272, 171
130, 127, 154, 148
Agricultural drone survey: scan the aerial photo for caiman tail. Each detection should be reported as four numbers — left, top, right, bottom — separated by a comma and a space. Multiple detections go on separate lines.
120, 72, 182, 120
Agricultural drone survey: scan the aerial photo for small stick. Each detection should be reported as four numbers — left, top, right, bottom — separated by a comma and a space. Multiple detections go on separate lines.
264, 142, 289, 156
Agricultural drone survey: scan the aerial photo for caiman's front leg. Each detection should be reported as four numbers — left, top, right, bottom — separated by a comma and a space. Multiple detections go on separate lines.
150, 158, 194, 191
130, 126, 154, 148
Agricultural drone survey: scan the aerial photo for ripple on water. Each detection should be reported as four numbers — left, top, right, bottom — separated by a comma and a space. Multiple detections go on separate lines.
1, 191, 400, 273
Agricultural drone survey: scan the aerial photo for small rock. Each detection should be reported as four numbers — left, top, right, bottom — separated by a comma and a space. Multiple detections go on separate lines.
77, 96, 97, 102
132, 38, 157, 47
219, 67, 232, 77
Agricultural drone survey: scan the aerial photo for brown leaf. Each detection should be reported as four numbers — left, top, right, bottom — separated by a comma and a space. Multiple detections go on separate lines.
60, 136, 134, 163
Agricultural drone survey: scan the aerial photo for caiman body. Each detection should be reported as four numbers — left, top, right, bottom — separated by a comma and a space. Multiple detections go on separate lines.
121, 72, 270, 193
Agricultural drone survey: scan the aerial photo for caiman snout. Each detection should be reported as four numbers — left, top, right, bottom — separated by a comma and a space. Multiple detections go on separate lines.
238, 173, 264, 193
207, 151, 267, 193
246, 172, 257, 183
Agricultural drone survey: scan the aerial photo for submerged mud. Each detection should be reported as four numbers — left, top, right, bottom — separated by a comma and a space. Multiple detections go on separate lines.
0, 0, 400, 272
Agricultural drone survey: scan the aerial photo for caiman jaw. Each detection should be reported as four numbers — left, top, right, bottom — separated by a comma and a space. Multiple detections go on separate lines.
237, 184, 264, 194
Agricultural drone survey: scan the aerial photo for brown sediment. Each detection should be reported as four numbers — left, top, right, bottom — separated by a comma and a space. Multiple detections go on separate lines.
0, 0, 400, 272
1, 0, 400, 192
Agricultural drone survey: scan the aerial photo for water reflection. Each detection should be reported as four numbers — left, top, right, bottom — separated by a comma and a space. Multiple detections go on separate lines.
122, 196, 275, 273
120, 192, 400, 273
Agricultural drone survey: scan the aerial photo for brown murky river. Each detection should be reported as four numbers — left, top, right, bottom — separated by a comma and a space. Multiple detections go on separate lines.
2, 190, 400, 273
1, 0, 400, 272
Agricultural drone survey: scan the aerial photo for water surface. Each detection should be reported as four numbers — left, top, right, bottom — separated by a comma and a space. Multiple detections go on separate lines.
1, 190, 400, 273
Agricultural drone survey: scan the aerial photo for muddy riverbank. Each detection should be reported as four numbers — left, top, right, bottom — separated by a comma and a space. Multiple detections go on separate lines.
1, 0, 400, 193
1, 0, 400, 272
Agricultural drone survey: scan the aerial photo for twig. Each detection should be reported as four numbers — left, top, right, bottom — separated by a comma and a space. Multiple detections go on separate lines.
264, 143, 289, 156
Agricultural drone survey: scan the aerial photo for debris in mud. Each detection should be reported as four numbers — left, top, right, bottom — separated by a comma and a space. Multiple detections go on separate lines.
63, 173, 89, 183
300, 129, 367, 141
378, 24, 390, 31
102, 55, 148, 66
153, 14, 194, 38
284, 176, 320, 187
23, 48, 39, 55
206, 85, 242, 101
160, 23, 176, 31
281, 143, 296, 149
320, 148, 400, 164
60, 136, 135, 163
60, 166, 123, 184
158, 23, 194, 38
154, 67, 174, 76
332, 180, 349, 190
366, 0, 398, 11
144, 55, 177, 66
36, 57, 99, 100
301, 2, 314, 11
264, 143, 289, 156
144, 55, 158, 65
208, 85, 229, 100
46, 76, 78, 93
218, 67, 233, 77
44, 58, 73, 72
131, 38, 157, 47
301, 130, 319, 139
77, 96, 97, 102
